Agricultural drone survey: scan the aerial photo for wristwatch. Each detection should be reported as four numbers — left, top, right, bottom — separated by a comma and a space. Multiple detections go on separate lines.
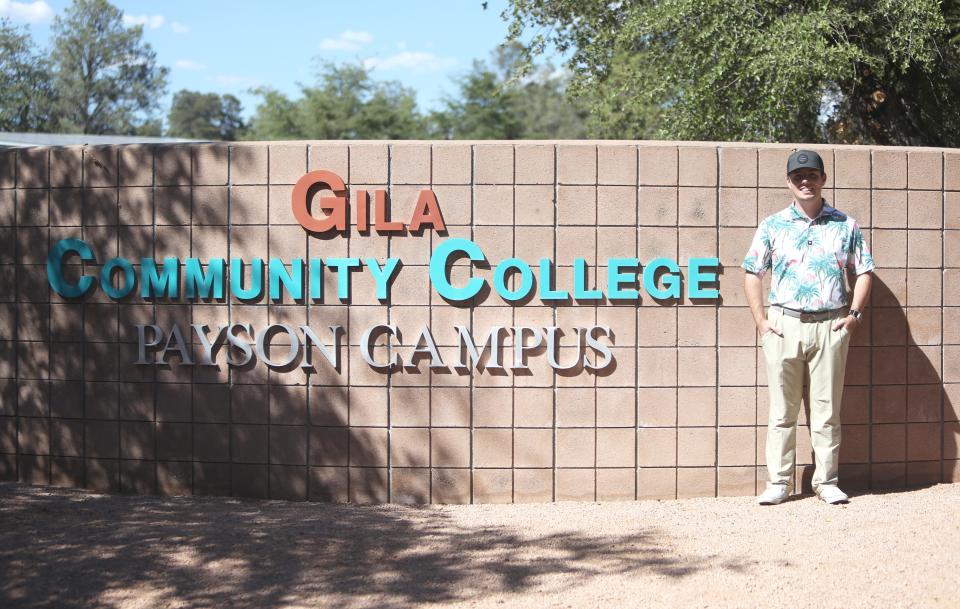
849, 308, 862, 321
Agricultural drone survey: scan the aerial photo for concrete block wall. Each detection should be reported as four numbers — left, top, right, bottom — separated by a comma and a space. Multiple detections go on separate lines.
0, 141, 958, 503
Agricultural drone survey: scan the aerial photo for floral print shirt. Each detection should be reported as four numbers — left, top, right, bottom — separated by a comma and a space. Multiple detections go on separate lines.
742, 201, 875, 311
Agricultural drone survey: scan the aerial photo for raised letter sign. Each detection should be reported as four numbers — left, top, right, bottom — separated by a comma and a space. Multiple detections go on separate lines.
291, 170, 348, 233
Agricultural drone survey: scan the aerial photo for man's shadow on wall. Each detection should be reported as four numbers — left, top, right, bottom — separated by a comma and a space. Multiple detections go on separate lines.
790, 273, 955, 495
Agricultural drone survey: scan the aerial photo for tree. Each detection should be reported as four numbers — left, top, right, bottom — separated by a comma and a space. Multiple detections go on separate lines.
951, 1, 960, 46
245, 88, 300, 140
50, 0, 168, 134
505, 0, 960, 145
0, 18, 55, 132
432, 59, 525, 139
432, 43, 587, 139
133, 119, 163, 137
511, 65, 588, 139
168, 90, 246, 140
246, 50, 586, 141
247, 62, 428, 140
823, 0, 960, 145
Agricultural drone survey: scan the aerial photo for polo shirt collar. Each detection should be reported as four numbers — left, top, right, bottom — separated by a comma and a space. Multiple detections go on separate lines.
788, 199, 838, 222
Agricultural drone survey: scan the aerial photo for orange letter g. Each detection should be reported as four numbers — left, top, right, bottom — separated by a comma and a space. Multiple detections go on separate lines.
291, 170, 347, 233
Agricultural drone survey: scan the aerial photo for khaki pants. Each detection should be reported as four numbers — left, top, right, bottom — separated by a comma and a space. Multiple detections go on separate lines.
761, 306, 851, 492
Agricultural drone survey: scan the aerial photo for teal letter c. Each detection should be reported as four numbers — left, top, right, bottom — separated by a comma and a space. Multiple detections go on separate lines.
429, 238, 486, 302
47, 238, 96, 298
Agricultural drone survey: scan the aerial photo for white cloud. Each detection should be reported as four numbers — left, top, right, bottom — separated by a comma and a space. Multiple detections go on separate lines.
175, 59, 205, 70
342, 30, 372, 44
170, 21, 188, 34
0, 0, 54, 24
363, 51, 456, 73
123, 14, 165, 30
318, 30, 373, 51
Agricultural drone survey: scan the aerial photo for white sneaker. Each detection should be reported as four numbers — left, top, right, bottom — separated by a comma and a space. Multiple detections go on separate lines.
816, 485, 849, 504
757, 484, 790, 505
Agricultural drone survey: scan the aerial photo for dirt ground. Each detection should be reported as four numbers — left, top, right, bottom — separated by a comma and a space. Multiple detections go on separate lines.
2, 482, 958, 609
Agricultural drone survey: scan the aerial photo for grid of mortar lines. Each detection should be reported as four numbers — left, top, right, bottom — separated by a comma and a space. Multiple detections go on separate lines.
426, 144, 436, 502
308, 144, 339, 501
40, 156, 50, 484
11, 144, 20, 484
875, 150, 936, 487
80, 148, 90, 488
714, 145, 722, 497
187, 148, 196, 494
591, 146, 600, 500
385, 143, 392, 503
157, 147, 199, 494
262, 148, 273, 497
509, 145, 517, 502
869, 150, 876, 488
469, 146, 476, 503
941, 152, 946, 487
631, 146, 641, 500
2, 144, 960, 500
550, 145, 558, 501
673, 148, 681, 497
264, 145, 274, 499
0, 147, 764, 494
225, 145, 234, 497
589, 147, 598, 500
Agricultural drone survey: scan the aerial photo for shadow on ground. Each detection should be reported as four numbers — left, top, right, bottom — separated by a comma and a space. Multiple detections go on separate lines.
0, 483, 738, 609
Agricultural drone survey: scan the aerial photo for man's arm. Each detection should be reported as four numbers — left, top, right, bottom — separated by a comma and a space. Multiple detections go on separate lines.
832, 271, 873, 331
744, 271, 780, 336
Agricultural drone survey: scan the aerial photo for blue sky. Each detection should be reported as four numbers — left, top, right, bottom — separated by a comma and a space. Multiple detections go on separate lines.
2, 0, 522, 121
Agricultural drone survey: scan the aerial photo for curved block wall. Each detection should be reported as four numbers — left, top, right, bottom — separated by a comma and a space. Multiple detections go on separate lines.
1, 141, 958, 503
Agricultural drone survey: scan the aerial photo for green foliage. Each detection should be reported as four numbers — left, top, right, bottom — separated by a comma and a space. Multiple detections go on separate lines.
570, 49, 658, 140
168, 90, 246, 140
245, 88, 300, 140
0, 18, 55, 132
1, 0, 584, 141
50, 0, 168, 134
247, 47, 586, 141
133, 118, 163, 137
950, 0, 960, 45
433, 59, 525, 139
506, 0, 960, 145
247, 63, 428, 140
433, 43, 587, 139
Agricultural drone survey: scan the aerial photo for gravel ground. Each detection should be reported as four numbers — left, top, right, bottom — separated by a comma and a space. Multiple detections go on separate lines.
2, 482, 958, 609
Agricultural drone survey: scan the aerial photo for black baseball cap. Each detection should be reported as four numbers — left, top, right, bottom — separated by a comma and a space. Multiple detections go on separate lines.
786, 149, 824, 174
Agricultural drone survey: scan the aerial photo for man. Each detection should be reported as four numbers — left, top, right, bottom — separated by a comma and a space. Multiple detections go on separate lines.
742, 149, 874, 505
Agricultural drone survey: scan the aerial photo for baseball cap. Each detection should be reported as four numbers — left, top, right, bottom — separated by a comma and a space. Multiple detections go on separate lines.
786, 149, 824, 174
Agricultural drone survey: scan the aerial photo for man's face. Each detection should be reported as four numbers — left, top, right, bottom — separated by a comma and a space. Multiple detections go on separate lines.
787, 169, 826, 204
